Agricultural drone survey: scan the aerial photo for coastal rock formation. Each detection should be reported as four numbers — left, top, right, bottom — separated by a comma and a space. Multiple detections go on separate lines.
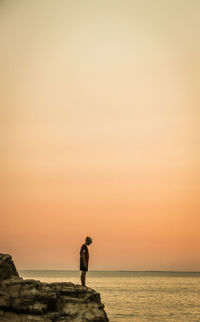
0, 254, 109, 322
0, 254, 19, 281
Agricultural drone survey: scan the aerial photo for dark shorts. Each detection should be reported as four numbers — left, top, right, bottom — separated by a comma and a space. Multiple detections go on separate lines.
80, 263, 88, 271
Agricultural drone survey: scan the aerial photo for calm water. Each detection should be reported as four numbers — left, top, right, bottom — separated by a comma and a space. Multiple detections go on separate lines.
19, 270, 200, 321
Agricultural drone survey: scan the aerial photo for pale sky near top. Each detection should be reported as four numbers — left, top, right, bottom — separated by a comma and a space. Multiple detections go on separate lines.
0, 0, 200, 270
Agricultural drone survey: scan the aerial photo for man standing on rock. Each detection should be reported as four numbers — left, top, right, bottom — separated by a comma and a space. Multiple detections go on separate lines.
80, 236, 92, 286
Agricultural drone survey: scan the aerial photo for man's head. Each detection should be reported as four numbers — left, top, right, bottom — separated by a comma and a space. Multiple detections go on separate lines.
85, 236, 92, 246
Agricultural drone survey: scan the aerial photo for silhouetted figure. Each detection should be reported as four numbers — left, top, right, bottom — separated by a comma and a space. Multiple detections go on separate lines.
80, 236, 92, 286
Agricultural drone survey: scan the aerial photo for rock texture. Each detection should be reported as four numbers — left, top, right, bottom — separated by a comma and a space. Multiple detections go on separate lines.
0, 254, 109, 322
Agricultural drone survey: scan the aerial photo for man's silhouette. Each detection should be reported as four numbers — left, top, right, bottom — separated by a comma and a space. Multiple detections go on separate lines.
80, 236, 92, 286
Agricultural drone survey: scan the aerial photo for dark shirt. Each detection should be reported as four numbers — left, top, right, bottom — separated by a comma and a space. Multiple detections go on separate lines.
80, 244, 89, 266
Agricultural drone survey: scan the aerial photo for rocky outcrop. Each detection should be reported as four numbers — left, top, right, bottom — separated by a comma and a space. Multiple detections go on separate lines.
0, 254, 19, 281
0, 254, 109, 322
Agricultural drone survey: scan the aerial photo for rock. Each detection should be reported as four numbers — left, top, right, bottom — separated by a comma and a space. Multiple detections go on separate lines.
0, 254, 19, 281
0, 254, 109, 321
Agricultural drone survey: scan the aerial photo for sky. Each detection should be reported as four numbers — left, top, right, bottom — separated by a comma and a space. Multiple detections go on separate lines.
0, 0, 200, 270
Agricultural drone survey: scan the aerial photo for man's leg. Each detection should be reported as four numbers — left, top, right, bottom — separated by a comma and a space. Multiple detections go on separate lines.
81, 271, 86, 286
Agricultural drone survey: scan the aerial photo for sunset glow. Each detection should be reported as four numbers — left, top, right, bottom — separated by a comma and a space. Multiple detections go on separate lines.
0, 0, 200, 270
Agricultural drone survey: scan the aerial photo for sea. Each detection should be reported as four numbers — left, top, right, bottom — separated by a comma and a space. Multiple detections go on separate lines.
19, 270, 200, 322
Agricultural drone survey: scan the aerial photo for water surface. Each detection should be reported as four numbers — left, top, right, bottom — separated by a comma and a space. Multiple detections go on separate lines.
19, 270, 200, 321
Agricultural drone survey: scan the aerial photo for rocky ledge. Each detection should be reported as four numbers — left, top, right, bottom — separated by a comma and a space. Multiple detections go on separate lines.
0, 254, 109, 322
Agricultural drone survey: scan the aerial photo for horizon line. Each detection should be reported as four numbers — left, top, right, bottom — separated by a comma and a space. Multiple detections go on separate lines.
18, 269, 200, 273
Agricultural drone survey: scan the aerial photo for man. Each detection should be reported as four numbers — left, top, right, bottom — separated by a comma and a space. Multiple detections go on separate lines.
80, 236, 92, 286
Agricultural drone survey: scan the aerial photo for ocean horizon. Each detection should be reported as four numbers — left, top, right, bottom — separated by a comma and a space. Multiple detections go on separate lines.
19, 269, 200, 272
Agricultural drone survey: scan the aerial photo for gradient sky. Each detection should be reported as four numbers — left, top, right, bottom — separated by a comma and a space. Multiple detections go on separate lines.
0, 0, 200, 270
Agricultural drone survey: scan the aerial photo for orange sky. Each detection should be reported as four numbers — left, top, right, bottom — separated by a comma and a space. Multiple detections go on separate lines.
0, 0, 200, 270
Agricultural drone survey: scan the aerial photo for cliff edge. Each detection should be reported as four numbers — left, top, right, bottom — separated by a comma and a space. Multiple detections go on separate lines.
0, 254, 109, 322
